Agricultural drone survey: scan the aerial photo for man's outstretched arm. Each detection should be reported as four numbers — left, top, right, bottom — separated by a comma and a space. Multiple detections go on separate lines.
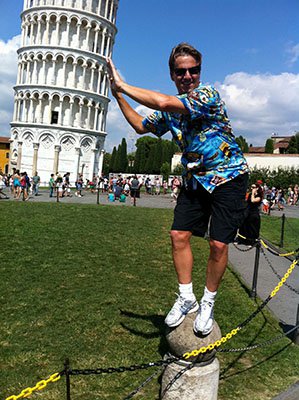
107, 58, 188, 117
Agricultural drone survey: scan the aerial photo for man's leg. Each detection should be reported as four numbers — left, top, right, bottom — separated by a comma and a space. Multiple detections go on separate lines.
206, 239, 228, 292
171, 230, 193, 284
165, 229, 199, 327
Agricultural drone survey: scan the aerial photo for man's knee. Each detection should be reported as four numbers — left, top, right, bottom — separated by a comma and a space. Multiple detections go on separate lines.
209, 239, 228, 261
170, 230, 192, 249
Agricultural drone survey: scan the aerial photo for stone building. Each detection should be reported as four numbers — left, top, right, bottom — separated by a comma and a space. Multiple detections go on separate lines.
9, 0, 119, 184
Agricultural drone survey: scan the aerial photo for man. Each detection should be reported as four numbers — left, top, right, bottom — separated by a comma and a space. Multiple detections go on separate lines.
107, 43, 249, 335
32, 171, 40, 196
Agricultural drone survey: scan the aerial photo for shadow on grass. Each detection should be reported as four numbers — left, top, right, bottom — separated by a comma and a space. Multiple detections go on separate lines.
219, 343, 291, 380
119, 309, 168, 357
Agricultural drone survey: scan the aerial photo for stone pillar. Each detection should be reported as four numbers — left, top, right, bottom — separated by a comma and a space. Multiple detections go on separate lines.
93, 105, 99, 130
85, 24, 91, 51
69, 100, 74, 126
17, 141, 23, 171
53, 145, 61, 174
94, 27, 100, 52
87, 102, 92, 128
32, 142, 40, 176
89, 148, 97, 181
90, 66, 96, 91
98, 148, 105, 177
56, 18, 61, 44
74, 147, 81, 180
161, 313, 221, 400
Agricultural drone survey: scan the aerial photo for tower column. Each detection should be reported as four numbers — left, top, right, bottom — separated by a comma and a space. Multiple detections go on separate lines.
74, 147, 81, 179
89, 148, 97, 181
53, 145, 61, 174
69, 100, 74, 126
17, 141, 23, 171
98, 148, 105, 176
32, 142, 40, 176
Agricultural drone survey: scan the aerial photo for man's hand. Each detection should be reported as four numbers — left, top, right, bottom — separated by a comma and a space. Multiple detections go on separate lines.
106, 58, 124, 95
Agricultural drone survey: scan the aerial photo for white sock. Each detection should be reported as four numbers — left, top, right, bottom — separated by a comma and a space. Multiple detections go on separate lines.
179, 283, 194, 299
202, 286, 217, 304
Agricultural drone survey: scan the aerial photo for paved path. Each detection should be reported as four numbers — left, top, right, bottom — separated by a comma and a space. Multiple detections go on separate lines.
2, 187, 299, 399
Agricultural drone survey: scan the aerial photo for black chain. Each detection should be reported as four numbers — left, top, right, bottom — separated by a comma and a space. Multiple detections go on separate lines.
217, 323, 299, 353
261, 247, 299, 295
232, 243, 255, 252
160, 362, 195, 399
123, 369, 162, 399
69, 356, 178, 376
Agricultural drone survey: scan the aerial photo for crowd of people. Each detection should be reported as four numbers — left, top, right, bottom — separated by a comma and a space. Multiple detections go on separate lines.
0, 168, 41, 201
0, 170, 184, 203
1, 169, 298, 211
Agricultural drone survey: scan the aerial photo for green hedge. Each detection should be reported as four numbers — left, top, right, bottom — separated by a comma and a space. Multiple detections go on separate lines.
249, 166, 299, 189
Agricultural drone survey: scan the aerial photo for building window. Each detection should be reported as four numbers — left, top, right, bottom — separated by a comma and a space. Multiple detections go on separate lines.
6, 152, 9, 158
51, 111, 59, 124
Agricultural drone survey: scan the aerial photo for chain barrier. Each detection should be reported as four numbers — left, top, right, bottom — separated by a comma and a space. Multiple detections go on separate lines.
183, 258, 298, 359
232, 242, 256, 252
261, 246, 299, 295
217, 323, 299, 353
68, 356, 178, 376
5, 373, 62, 400
5, 232, 299, 399
260, 238, 299, 258
124, 369, 162, 399
160, 362, 195, 399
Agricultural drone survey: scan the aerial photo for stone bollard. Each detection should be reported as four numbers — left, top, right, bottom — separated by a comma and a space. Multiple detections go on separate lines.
161, 313, 221, 400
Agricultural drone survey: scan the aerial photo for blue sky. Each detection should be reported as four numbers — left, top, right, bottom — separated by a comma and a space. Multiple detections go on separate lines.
0, 0, 299, 151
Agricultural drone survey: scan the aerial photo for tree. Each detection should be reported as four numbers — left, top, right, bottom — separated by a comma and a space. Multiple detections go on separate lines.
287, 132, 299, 154
109, 146, 117, 172
265, 138, 274, 154
160, 162, 171, 181
102, 152, 111, 176
173, 163, 184, 176
235, 135, 249, 153
119, 138, 128, 172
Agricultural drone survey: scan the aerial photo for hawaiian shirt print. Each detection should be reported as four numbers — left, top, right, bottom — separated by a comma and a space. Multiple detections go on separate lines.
142, 84, 249, 193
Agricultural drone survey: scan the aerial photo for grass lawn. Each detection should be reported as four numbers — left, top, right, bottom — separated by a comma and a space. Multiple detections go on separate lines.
260, 213, 299, 252
1, 202, 299, 400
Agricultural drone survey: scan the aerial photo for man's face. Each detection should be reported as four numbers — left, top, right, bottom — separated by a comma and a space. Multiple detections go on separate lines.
171, 55, 200, 95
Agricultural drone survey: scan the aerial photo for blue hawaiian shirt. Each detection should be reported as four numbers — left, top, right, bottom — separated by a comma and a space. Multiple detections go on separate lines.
142, 84, 249, 193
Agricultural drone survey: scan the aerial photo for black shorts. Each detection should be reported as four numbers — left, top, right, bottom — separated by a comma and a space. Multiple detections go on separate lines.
171, 173, 248, 244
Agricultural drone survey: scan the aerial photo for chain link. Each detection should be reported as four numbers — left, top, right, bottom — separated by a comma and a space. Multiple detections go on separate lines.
261, 247, 299, 295
123, 369, 162, 399
217, 323, 299, 353
260, 239, 299, 257
183, 259, 298, 360
69, 357, 178, 376
232, 243, 255, 252
5, 373, 61, 400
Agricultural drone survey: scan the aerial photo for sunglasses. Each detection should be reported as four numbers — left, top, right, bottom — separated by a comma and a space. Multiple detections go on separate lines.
173, 65, 201, 77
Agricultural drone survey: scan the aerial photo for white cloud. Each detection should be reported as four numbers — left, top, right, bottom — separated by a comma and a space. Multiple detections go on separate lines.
216, 72, 299, 146
286, 42, 299, 66
0, 35, 20, 136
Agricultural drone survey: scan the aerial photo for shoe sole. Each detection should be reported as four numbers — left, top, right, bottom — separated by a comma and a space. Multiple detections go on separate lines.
165, 303, 199, 328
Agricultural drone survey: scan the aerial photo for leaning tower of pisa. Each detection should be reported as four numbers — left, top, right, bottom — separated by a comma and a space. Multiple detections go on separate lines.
9, 0, 119, 184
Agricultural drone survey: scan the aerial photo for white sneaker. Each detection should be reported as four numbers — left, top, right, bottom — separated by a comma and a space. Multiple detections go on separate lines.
193, 300, 214, 335
165, 295, 199, 328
